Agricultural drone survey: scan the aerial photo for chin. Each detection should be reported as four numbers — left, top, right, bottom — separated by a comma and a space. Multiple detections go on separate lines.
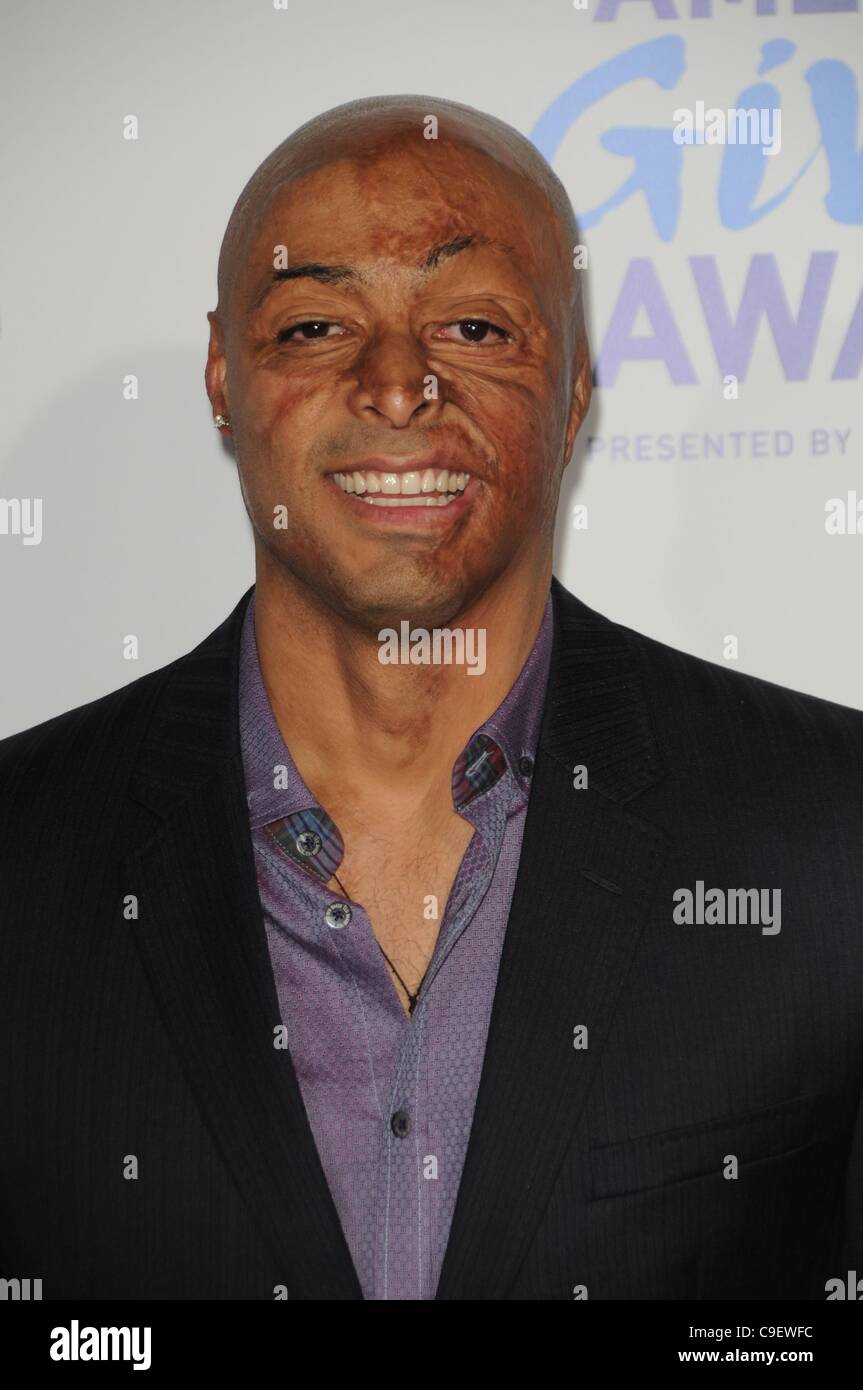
336, 570, 482, 633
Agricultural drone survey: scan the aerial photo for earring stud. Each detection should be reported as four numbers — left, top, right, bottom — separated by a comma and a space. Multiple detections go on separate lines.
214, 414, 231, 429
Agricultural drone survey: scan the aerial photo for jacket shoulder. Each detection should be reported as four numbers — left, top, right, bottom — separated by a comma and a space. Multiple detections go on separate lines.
618, 611, 863, 764
0, 587, 251, 820
0, 662, 177, 818
552, 578, 863, 763
630, 618, 860, 722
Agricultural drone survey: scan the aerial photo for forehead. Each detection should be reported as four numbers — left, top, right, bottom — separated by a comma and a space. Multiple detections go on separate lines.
236, 144, 566, 311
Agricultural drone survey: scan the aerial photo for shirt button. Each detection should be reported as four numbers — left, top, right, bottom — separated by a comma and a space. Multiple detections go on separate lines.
324, 902, 351, 930
296, 830, 322, 857
390, 1110, 411, 1138
518, 754, 534, 778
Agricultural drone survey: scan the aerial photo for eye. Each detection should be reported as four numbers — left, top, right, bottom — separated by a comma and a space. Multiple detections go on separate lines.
276, 320, 346, 344
436, 318, 512, 344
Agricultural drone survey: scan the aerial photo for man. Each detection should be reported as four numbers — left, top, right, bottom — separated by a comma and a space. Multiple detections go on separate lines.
1, 94, 862, 1302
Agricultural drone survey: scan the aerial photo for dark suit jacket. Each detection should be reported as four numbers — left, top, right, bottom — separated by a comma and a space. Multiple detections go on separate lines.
2, 577, 862, 1300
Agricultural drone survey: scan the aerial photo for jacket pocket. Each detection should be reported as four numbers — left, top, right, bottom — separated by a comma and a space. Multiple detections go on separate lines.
589, 1094, 817, 1200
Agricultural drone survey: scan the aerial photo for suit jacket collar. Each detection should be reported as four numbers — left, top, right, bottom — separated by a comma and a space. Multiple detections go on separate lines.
124, 577, 661, 821
121, 576, 667, 1299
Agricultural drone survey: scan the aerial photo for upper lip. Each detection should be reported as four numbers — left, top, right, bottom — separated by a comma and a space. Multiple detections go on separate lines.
325, 453, 476, 477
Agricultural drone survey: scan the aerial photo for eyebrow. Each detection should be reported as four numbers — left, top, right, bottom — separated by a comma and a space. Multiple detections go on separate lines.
246, 234, 511, 316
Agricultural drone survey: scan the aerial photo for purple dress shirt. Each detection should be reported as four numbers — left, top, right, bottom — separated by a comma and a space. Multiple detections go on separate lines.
238, 590, 553, 1299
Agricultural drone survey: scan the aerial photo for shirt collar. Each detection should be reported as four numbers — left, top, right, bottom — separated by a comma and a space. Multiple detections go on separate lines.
239, 586, 554, 879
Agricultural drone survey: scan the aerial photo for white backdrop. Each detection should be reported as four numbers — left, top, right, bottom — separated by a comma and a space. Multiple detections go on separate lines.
1, 0, 861, 737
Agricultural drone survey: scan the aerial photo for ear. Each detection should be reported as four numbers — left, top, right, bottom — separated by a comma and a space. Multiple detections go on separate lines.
563, 338, 592, 467
204, 310, 230, 422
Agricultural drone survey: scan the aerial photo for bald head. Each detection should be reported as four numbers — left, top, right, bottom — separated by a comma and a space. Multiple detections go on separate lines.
214, 94, 585, 348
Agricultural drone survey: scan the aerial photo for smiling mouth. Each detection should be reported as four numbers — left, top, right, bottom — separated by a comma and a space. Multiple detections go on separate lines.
330, 467, 471, 507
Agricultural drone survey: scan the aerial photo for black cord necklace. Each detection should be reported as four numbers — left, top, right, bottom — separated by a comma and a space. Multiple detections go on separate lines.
330, 868, 427, 1015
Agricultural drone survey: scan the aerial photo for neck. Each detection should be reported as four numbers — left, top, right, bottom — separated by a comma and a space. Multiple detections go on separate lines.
252, 553, 552, 822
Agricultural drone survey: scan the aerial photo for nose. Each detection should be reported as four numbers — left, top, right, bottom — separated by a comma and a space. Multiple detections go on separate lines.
347, 328, 443, 429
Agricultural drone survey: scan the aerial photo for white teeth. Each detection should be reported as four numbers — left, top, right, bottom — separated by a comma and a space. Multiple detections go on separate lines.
330, 467, 471, 498
358, 493, 459, 507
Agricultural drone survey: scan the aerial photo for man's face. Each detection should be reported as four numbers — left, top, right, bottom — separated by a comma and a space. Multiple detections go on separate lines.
208, 141, 588, 631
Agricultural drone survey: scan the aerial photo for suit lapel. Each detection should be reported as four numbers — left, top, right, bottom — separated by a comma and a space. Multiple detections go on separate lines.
120, 588, 363, 1299
435, 578, 668, 1299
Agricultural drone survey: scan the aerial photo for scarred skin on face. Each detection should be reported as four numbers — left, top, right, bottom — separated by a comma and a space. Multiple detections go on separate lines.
205, 95, 591, 814
207, 96, 590, 633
